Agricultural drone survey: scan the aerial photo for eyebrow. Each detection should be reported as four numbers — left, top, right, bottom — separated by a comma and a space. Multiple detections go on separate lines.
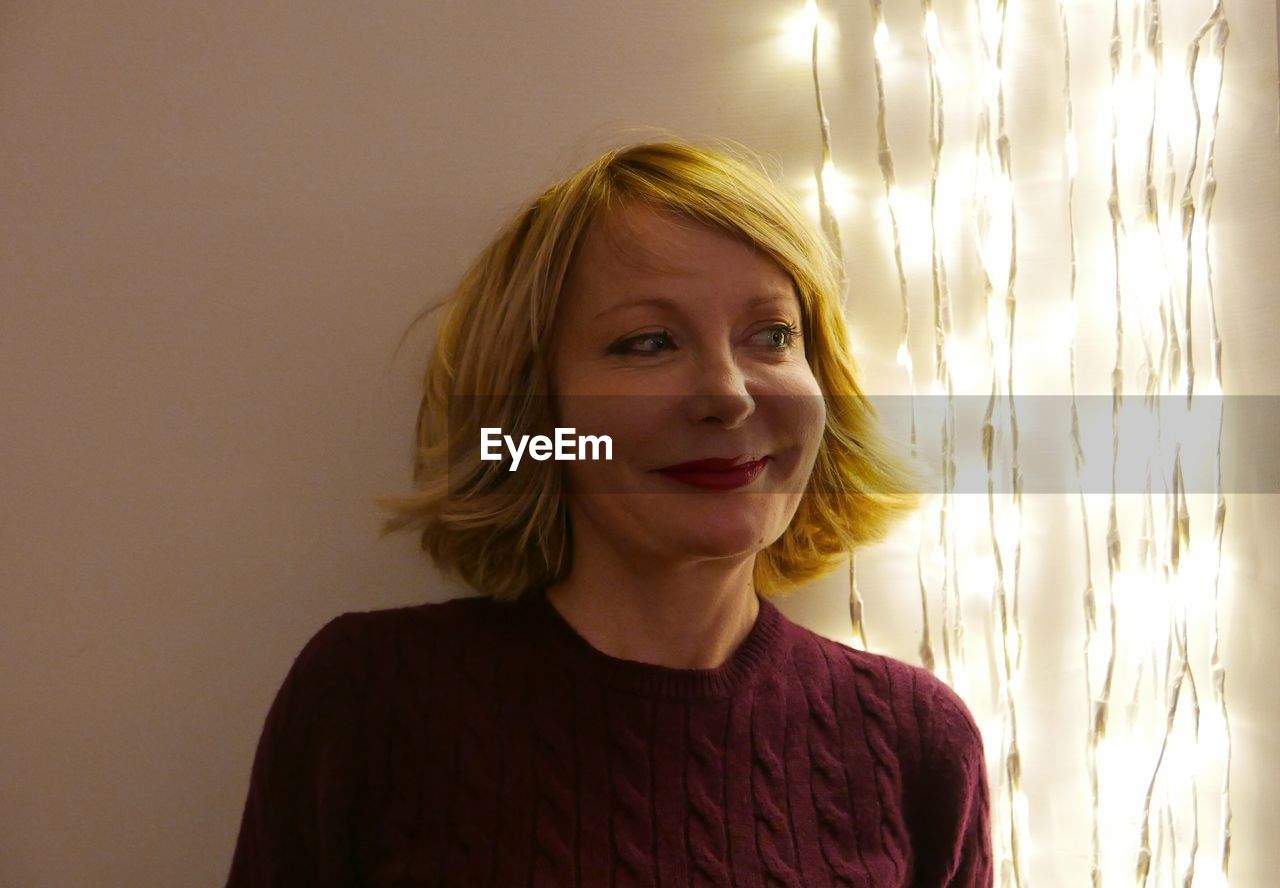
591, 292, 796, 322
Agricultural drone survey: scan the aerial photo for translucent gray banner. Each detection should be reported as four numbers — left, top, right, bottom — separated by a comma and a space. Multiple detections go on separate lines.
443, 395, 1279, 494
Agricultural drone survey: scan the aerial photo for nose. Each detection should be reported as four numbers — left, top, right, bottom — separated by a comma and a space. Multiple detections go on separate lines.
683, 349, 755, 429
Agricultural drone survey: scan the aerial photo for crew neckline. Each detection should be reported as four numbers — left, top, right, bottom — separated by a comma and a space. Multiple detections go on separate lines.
517, 586, 789, 699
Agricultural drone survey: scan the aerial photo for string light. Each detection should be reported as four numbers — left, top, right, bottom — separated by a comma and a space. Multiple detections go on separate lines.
784, 0, 1233, 882
798, 0, 873, 653
780, 0, 833, 62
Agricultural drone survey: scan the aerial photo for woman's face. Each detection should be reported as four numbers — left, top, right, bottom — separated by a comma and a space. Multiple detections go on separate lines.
547, 201, 827, 572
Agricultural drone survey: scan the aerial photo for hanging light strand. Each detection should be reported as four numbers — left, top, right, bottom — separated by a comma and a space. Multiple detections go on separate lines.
1054, 1, 1105, 884
1097, 0, 1125, 776
803, 0, 870, 651
973, 0, 1027, 882
866, 0, 917, 655
1188, 3, 1233, 879
918, 0, 952, 679
1133, 2, 1194, 881
808, 0, 846, 279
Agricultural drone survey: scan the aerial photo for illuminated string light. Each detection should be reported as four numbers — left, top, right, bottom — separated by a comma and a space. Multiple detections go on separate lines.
781, 0, 833, 62
799, 0, 870, 651
864, 0, 924, 677
1189, 6, 1233, 880
807, 1, 844, 276
1095, 10, 1127, 888
1091, 1, 1235, 884
867, 0, 913, 419
921, 0, 955, 682
972, 0, 1026, 882
1050, 4, 1112, 884
787, 1, 1234, 882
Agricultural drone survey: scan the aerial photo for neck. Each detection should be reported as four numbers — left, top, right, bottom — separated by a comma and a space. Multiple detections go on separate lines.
542, 543, 761, 671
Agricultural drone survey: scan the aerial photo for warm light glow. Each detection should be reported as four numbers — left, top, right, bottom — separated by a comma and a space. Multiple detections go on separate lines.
779, 0, 835, 61
786, 1, 1236, 881
1050, 302, 1078, 344
994, 503, 1021, 555
873, 20, 892, 59
978, 0, 1002, 50
1195, 55, 1224, 105
975, 172, 1014, 293
823, 158, 853, 217
982, 65, 1002, 104
986, 293, 1007, 339
923, 10, 942, 54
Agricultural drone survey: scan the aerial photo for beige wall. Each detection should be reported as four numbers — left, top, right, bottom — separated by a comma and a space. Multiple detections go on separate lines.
2, 1, 1277, 885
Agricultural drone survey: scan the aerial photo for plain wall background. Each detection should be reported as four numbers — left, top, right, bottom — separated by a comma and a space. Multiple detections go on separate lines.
2, 1, 1277, 884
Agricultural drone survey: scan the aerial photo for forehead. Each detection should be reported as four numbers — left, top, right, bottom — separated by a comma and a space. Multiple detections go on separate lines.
567, 201, 797, 308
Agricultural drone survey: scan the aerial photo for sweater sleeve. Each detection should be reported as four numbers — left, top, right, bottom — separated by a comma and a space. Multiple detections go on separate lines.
226, 614, 369, 887
909, 675, 993, 887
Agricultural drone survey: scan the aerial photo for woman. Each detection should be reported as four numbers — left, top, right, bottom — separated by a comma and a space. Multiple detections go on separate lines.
226, 138, 991, 886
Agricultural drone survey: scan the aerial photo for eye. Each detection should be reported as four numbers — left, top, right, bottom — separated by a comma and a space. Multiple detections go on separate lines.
608, 330, 674, 355
754, 322, 803, 350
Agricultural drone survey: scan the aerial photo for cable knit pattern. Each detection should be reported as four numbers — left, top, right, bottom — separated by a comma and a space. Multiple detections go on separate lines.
606, 694, 656, 887
748, 672, 802, 886
227, 589, 993, 887
792, 635, 867, 887
442, 611, 502, 885
842, 651, 913, 885
683, 699, 731, 886
527, 655, 578, 885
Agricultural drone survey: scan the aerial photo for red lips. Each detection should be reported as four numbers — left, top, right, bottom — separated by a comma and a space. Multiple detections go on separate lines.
659, 455, 758, 472
656, 456, 770, 490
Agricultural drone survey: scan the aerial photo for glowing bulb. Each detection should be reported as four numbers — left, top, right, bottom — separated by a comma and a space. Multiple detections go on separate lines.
1007, 625, 1023, 671
1199, 708, 1230, 764
1013, 795, 1033, 874
986, 293, 1007, 336
886, 182, 902, 216
896, 343, 913, 374
923, 10, 942, 54
780, 0, 834, 61
978, 0, 1002, 50
1128, 224, 1168, 300
941, 337, 973, 391
806, 159, 855, 218
1195, 56, 1224, 103
983, 65, 1002, 101
995, 503, 1022, 549
873, 20, 891, 58
994, 336, 1011, 377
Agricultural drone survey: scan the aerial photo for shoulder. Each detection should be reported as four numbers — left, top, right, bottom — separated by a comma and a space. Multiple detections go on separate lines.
782, 621, 936, 712
280, 594, 503, 693
320, 592, 501, 647
784, 623, 984, 766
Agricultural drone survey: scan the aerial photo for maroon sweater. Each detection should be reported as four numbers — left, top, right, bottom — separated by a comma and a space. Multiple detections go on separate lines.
227, 588, 991, 886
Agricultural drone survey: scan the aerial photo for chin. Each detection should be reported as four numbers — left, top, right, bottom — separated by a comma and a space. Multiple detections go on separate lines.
660, 511, 779, 558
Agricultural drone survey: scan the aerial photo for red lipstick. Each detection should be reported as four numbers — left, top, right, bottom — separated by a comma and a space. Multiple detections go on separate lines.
656, 456, 770, 490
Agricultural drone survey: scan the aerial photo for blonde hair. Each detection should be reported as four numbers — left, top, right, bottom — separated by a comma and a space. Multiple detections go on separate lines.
373, 137, 926, 602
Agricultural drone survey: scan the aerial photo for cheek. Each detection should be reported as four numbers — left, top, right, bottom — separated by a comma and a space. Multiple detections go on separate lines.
774, 368, 827, 442
803, 391, 827, 445
784, 399, 827, 471
556, 396, 674, 475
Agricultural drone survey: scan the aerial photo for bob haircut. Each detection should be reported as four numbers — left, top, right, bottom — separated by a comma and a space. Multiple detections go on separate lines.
374, 137, 926, 602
